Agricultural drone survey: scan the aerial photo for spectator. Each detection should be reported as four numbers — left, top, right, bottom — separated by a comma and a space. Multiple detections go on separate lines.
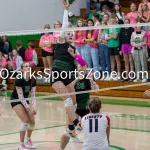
74, 19, 86, 55
68, 12, 78, 26
131, 24, 148, 82
138, 0, 150, 12
138, 3, 150, 31
105, 14, 121, 81
114, 3, 125, 24
82, 19, 100, 79
86, 0, 102, 14
0, 52, 7, 91
8, 49, 23, 77
2, 36, 12, 58
53, 21, 62, 43
88, 4, 102, 20
98, 21, 111, 80
82, 14, 89, 26
127, 3, 139, 26
24, 42, 38, 68
120, 19, 134, 81
39, 24, 54, 83
102, 13, 110, 24
16, 40, 25, 61
145, 26, 150, 61
101, 5, 111, 16
92, 13, 101, 26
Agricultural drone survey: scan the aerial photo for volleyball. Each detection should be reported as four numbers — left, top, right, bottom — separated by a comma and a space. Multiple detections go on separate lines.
64, 0, 76, 5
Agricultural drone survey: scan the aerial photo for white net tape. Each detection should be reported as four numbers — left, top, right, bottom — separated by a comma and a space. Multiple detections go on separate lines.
0, 82, 148, 103
0, 23, 150, 36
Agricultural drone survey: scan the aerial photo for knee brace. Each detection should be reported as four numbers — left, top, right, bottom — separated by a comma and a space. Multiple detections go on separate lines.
64, 98, 73, 107
20, 123, 28, 132
28, 124, 35, 130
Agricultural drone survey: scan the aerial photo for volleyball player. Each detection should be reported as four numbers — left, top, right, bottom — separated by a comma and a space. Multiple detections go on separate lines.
10, 62, 37, 150
59, 65, 99, 150
52, 0, 87, 135
81, 97, 110, 150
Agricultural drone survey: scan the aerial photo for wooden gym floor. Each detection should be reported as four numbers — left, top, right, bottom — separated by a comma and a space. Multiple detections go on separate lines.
0, 97, 150, 150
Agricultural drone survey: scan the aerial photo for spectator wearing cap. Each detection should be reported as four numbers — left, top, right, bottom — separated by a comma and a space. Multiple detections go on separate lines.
68, 12, 78, 26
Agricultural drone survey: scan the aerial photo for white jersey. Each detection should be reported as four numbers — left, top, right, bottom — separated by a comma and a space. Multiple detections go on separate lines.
81, 113, 110, 150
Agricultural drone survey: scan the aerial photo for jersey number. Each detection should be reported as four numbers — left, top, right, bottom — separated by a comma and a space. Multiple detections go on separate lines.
89, 119, 98, 133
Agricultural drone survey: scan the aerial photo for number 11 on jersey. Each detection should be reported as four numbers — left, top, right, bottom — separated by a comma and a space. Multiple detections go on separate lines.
89, 119, 98, 133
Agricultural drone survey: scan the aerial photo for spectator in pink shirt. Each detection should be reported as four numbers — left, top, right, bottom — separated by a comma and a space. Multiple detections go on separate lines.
74, 19, 86, 56
127, 3, 139, 26
39, 24, 54, 83
25, 42, 38, 68
138, 0, 150, 12
53, 21, 62, 43
82, 19, 100, 79
138, 3, 150, 31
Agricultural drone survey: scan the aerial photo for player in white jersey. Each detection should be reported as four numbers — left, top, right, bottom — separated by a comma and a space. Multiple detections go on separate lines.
81, 97, 110, 150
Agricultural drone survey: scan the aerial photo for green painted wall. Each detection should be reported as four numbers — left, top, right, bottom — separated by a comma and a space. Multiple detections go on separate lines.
8, 34, 41, 49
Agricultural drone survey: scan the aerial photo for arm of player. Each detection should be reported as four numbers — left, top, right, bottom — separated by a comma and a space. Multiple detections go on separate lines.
59, 0, 70, 38
31, 87, 36, 109
106, 116, 110, 145
16, 87, 30, 109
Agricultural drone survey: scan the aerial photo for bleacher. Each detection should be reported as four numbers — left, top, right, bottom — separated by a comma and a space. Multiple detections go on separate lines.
6, 0, 150, 98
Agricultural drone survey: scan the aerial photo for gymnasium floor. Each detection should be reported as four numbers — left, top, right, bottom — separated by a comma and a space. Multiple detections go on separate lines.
0, 98, 150, 150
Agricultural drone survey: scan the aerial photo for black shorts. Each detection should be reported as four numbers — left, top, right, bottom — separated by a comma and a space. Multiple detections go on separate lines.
51, 70, 75, 86
148, 47, 150, 57
108, 47, 120, 56
10, 97, 30, 108
42, 49, 54, 57
76, 109, 90, 118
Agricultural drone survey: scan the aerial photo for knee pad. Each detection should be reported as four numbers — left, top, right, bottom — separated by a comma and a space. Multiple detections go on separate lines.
28, 124, 35, 130
64, 98, 73, 107
20, 123, 28, 132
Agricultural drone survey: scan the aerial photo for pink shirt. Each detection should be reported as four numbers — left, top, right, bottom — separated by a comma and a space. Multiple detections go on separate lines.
40, 34, 53, 53
74, 30, 86, 46
53, 32, 60, 43
25, 48, 34, 62
127, 12, 138, 24
86, 29, 98, 48
145, 31, 150, 48
138, 2, 150, 12
0, 57, 7, 70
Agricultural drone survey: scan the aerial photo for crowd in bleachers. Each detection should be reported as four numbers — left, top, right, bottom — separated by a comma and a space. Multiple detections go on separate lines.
0, 0, 150, 90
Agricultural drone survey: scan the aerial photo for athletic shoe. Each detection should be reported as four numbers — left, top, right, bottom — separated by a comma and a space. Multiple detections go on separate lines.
142, 79, 147, 83
0, 84, 7, 91
133, 78, 140, 82
18, 144, 28, 150
25, 139, 36, 149
75, 122, 82, 134
65, 129, 81, 143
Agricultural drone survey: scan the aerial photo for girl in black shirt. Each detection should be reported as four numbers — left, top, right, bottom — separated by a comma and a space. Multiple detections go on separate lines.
10, 62, 37, 150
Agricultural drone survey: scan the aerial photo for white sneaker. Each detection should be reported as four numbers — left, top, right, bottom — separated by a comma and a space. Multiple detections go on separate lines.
142, 79, 147, 82
133, 79, 140, 82
113, 75, 121, 81
18, 144, 28, 150
104, 76, 110, 81
25, 139, 36, 149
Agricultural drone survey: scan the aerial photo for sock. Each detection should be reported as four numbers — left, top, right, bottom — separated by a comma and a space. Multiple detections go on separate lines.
2, 80, 6, 85
68, 124, 75, 131
20, 142, 24, 145
27, 137, 31, 141
73, 118, 79, 126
